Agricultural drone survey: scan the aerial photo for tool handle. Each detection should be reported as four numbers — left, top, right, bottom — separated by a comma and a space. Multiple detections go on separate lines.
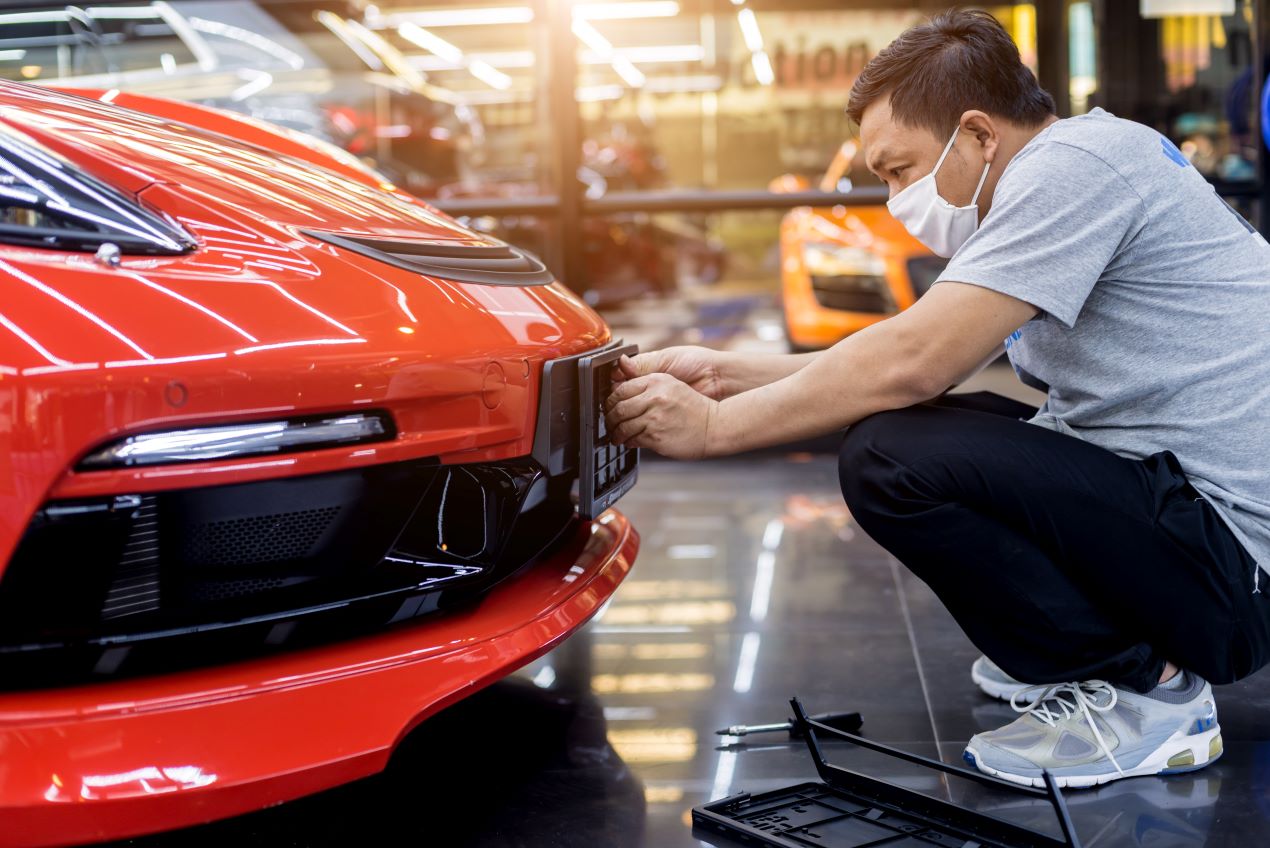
790, 710, 863, 738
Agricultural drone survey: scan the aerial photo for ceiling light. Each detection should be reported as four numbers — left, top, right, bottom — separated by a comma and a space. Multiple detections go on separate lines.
737, 7, 763, 52
468, 59, 512, 90
571, 18, 613, 57
399, 22, 463, 64
573, 2, 680, 20
577, 83, 624, 102
370, 6, 535, 28
612, 56, 646, 87
751, 50, 774, 86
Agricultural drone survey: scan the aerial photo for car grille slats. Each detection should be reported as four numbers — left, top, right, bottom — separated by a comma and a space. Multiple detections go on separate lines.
810, 274, 896, 314
0, 457, 577, 689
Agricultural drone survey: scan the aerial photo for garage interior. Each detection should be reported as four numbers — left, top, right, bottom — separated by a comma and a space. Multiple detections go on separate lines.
1, 1, 1267, 846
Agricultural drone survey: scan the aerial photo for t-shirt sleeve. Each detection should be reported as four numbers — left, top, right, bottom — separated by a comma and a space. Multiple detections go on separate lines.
936, 141, 1145, 328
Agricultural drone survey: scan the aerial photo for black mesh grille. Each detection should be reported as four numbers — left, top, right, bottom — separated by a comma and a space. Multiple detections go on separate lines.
0, 456, 578, 689
182, 506, 341, 567
305, 230, 556, 287
188, 576, 292, 603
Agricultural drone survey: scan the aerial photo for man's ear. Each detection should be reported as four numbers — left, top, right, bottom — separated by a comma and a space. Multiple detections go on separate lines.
959, 110, 1001, 162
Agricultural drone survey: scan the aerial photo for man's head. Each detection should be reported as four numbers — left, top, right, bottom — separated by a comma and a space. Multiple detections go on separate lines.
847, 10, 1056, 217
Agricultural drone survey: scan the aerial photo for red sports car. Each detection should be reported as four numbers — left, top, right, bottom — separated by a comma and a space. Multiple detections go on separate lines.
0, 82, 639, 846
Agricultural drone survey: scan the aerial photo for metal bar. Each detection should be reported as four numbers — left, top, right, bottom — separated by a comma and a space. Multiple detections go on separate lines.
586, 187, 890, 213
433, 188, 891, 218
1036, 0, 1070, 116
428, 196, 563, 217
544, 0, 584, 287
790, 698, 1080, 848
1043, 772, 1082, 848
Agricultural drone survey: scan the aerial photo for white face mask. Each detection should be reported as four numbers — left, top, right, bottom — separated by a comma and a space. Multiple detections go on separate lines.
886, 127, 991, 258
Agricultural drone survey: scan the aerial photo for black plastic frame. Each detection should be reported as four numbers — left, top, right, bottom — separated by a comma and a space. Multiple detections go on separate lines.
578, 343, 639, 519
692, 697, 1081, 848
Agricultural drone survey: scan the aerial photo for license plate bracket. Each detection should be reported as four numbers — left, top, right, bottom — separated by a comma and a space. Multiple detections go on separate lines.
578, 344, 639, 519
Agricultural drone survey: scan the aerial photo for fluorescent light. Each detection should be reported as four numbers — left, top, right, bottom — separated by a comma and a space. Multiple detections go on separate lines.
737, 8, 763, 51
372, 6, 535, 28
751, 49, 774, 86
608, 44, 703, 63
399, 22, 463, 64
576, 84, 624, 101
571, 18, 613, 57
612, 56, 646, 87
468, 59, 512, 89
574, 2, 679, 20
571, 18, 644, 88
645, 74, 723, 93
0, 50, 26, 61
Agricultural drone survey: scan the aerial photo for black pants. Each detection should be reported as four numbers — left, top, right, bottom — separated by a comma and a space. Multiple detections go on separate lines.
838, 392, 1270, 694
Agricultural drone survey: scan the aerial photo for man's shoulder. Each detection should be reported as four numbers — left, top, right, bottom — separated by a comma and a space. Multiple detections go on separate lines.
1019, 109, 1160, 171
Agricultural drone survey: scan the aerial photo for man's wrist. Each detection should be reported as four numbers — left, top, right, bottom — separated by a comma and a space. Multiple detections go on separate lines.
712, 351, 741, 399
703, 397, 733, 457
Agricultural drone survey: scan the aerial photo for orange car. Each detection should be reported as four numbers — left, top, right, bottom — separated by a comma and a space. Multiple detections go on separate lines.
777, 143, 947, 351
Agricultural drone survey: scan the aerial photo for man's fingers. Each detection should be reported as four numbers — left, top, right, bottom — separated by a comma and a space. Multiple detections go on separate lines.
606, 393, 655, 429
605, 374, 653, 411
611, 416, 648, 445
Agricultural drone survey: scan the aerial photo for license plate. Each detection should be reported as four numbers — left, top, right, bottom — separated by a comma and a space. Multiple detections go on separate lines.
578, 343, 639, 518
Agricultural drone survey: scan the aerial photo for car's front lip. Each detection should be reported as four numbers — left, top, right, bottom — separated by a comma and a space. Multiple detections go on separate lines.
0, 509, 637, 848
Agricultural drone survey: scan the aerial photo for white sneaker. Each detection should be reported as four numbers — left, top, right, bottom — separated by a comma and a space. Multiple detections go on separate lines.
964, 673, 1223, 789
970, 655, 1033, 701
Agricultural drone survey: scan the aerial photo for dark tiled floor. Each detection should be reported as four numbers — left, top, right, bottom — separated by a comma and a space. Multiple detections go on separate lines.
105, 453, 1270, 847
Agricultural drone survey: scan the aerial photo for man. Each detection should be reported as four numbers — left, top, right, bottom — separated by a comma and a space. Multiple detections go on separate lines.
605, 9, 1270, 788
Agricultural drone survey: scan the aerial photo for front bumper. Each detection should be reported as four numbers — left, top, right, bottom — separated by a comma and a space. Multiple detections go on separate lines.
0, 509, 636, 847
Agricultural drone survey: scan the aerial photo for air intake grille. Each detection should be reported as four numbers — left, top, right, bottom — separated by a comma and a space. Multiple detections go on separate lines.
306, 231, 556, 287
182, 506, 341, 567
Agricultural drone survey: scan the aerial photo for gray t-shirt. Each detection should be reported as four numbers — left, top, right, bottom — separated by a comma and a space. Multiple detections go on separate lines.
937, 107, 1270, 576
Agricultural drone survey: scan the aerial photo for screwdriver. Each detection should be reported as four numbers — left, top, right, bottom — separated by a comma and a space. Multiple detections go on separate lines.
715, 710, 863, 739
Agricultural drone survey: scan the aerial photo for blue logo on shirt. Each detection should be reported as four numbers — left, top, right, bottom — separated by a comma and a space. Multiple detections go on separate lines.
1004, 329, 1023, 350
1160, 136, 1189, 167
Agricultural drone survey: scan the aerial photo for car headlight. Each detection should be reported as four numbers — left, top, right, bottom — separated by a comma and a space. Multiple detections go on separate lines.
801, 242, 887, 277
78, 412, 393, 469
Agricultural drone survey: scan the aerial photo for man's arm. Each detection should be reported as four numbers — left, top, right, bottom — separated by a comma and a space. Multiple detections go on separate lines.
605, 282, 1037, 458
614, 346, 821, 400
709, 283, 1036, 453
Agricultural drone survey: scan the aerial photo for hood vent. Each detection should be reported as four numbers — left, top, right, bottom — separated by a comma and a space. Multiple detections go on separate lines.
306, 230, 555, 287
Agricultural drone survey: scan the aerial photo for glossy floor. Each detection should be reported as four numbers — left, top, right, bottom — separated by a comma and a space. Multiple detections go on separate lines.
99, 451, 1270, 848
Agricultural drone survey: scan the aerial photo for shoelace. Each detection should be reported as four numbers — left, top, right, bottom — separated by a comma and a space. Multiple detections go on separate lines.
1010, 680, 1124, 775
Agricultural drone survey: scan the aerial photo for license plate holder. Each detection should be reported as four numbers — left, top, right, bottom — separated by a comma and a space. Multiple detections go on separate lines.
578, 344, 639, 518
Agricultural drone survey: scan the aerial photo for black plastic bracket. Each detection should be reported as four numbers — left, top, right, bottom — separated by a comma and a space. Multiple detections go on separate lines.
789, 697, 1081, 848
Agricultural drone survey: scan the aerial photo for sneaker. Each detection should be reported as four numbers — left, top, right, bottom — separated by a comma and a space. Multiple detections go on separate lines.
963, 673, 1222, 789
970, 655, 1032, 701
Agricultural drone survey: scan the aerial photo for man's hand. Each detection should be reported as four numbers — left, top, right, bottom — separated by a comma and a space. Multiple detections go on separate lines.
612, 346, 727, 400
605, 372, 719, 460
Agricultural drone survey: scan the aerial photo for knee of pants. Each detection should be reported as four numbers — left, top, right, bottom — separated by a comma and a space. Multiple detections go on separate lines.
838, 409, 912, 518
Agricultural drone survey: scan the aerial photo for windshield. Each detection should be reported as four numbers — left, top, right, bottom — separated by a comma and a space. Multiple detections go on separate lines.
0, 123, 193, 254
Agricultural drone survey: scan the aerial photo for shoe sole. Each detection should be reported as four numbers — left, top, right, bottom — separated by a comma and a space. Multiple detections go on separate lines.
970, 662, 1029, 702
964, 725, 1223, 789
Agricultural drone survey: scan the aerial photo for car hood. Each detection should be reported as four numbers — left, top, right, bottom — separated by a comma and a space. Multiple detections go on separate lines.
0, 81, 482, 243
